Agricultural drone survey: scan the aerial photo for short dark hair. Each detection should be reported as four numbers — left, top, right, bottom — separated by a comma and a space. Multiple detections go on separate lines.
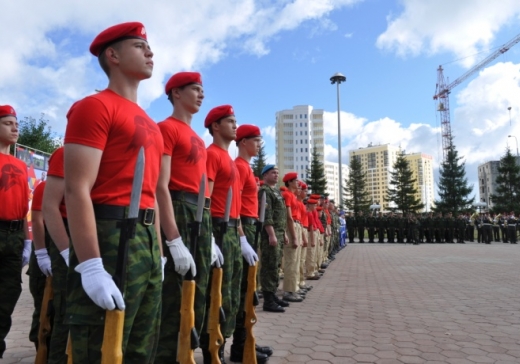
97, 42, 123, 77
208, 119, 222, 136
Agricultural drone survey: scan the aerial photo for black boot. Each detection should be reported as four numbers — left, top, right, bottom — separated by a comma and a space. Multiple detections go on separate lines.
219, 340, 227, 364
272, 293, 289, 307
256, 344, 274, 357
200, 333, 212, 364
262, 291, 285, 312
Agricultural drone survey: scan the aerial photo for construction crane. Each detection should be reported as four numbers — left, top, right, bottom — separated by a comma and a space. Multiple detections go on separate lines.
433, 32, 520, 162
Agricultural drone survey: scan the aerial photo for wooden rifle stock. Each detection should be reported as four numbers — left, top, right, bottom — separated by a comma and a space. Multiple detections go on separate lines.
35, 276, 53, 364
243, 264, 258, 364
100, 309, 124, 364
178, 280, 197, 364
66, 334, 72, 363
207, 266, 224, 364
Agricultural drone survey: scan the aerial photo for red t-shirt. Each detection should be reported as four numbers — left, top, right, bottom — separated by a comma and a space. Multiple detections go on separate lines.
31, 181, 45, 212
307, 210, 316, 231
282, 190, 300, 221
0, 154, 29, 220
299, 201, 308, 228
235, 157, 258, 219
206, 144, 241, 219
158, 117, 209, 197
313, 210, 324, 233
47, 147, 67, 218
64, 90, 163, 208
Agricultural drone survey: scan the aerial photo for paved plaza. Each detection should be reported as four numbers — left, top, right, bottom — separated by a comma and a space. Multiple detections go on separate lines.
4, 242, 520, 363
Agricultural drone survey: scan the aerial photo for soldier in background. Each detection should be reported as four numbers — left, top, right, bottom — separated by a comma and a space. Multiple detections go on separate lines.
507, 211, 517, 244
475, 213, 483, 243
456, 213, 466, 243
357, 211, 366, 243
481, 212, 493, 244
346, 212, 356, 243
386, 212, 395, 243
499, 212, 508, 243
377, 211, 386, 243
366, 211, 375, 243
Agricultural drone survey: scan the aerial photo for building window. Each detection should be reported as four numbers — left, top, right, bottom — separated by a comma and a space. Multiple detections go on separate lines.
301, 148, 303, 152
305, 148, 308, 152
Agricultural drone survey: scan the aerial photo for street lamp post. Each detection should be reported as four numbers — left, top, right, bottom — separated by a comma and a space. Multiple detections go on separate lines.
330, 72, 346, 207
508, 106, 512, 126
508, 135, 519, 156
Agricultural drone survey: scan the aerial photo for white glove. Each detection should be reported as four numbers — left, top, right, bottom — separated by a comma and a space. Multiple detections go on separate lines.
22, 240, 32, 267
240, 236, 258, 266
161, 256, 167, 282
60, 248, 70, 267
75, 258, 125, 310
211, 236, 224, 268
35, 248, 52, 276
165, 237, 196, 276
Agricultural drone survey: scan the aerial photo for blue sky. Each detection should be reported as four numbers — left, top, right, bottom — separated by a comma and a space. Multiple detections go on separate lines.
3, 0, 520, 199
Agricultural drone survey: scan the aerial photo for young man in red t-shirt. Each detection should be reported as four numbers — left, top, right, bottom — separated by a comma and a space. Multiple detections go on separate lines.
203, 105, 243, 363
281, 172, 304, 303
41, 146, 71, 362
63, 22, 164, 362
297, 183, 312, 292
155, 72, 219, 363
230, 124, 272, 363
0, 105, 31, 358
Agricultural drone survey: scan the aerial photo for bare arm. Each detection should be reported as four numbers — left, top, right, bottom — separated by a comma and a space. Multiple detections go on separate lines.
156, 155, 180, 241
154, 198, 163, 256
286, 207, 297, 248
64, 144, 102, 263
43, 176, 69, 252
31, 210, 46, 250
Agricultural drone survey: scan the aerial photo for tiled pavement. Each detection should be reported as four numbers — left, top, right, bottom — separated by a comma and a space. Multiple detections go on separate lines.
4, 242, 520, 363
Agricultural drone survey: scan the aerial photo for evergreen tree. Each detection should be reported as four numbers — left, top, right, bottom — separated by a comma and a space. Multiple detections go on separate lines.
344, 154, 371, 213
386, 151, 424, 214
305, 144, 327, 194
434, 141, 474, 214
17, 114, 62, 154
251, 143, 268, 178
490, 147, 520, 213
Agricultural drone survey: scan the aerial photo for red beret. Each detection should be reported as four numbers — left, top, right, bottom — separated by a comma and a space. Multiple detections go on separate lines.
164, 72, 202, 95
317, 206, 323, 211
307, 199, 317, 204
310, 194, 321, 199
299, 182, 308, 190
90, 22, 147, 56
236, 124, 261, 141
283, 172, 298, 183
0, 105, 16, 119
205, 105, 234, 128
254, 177, 260, 183
280, 186, 287, 191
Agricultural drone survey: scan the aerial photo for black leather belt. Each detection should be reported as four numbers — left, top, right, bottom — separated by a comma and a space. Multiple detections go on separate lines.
93, 204, 155, 225
212, 217, 239, 228
170, 190, 211, 209
241, 216, 258, 226
0, 219, 24, 231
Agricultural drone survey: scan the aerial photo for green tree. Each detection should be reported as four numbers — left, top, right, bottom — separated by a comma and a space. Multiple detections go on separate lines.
386, 151, 424, 214
251, 143, 268, 178
344, 154, 371, 213
305, 144, 327, 194
434, 141, 474, 214
17, 114, 62, 154
490, 147, 520, 213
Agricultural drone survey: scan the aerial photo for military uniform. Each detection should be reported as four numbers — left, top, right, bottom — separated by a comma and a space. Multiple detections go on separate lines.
507, 214, 517, 244
356, 212, 366, 243
346, 214, 356, 243
366, 214, 375, 243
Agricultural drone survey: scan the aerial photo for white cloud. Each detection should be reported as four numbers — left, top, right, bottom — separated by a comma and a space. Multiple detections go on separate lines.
262, 125, 276, 139
376, 0, 520, 67
1, 0, 360, 134
323, 110, 366, 140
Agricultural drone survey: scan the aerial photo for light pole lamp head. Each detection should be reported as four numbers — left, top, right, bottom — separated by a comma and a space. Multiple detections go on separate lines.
330, 72, 346, 85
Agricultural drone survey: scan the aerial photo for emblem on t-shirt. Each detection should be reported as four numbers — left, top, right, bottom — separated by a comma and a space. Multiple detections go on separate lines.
186, 136, 204, 164
128, 115, 158, 151
0, 163, 24, 191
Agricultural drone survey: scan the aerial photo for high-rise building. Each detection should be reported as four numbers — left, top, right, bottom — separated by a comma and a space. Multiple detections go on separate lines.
478, 161, 500, 210
275, 105, 324, 181
348, 143, 434, 211
404, 152, 435, 212
324, 161, 349, 205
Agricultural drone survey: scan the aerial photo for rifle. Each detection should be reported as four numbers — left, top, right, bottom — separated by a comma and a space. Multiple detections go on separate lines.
242, 191, 266, 364
177, 175, 206, 364
35, 276, 53, 364
100, 147, 145, 364
207, 187, 232, 364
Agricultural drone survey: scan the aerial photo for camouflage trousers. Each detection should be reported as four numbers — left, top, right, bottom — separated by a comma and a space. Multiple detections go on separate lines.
236, 222, 258, 323
259, 230, 284, 293
28, 244, 50, 349
66, 219, 162, 364
0, 228, 24, 357
203, 223, 242, 339
48, 223, 70, 364
155, 201, 212, 363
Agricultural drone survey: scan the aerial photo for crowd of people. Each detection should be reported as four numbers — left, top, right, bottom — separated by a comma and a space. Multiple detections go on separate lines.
0, 21, 345, 364
343, 211, 519, 245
